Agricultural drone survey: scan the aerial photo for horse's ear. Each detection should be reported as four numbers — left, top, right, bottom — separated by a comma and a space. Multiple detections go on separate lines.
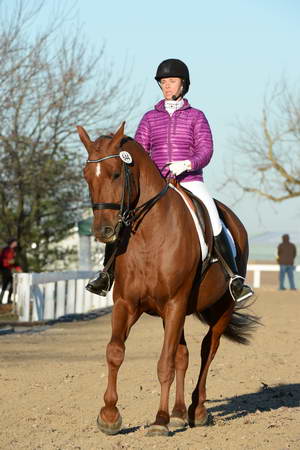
76, 126, 92, 151
111, 121, 125, 148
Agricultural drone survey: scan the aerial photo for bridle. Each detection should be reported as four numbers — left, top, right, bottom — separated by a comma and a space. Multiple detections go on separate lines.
86, 138, 169, 230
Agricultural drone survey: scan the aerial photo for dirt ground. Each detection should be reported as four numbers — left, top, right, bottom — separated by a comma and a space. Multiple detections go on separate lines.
0, 288, 300, 450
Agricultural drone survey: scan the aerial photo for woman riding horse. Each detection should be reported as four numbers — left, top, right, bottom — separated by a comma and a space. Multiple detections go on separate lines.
77, 122, 258, 435
87, 58, 253, 302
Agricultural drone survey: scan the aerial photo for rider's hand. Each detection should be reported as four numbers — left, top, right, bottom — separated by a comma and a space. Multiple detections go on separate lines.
169, 160, 191, 176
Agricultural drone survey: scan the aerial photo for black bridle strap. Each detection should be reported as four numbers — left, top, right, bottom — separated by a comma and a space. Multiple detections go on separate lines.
91, 161, 131, 213
121, 183, 169, 226
93, 203, 121, 211
86, 144, 169, 226
87, 153, 123, 211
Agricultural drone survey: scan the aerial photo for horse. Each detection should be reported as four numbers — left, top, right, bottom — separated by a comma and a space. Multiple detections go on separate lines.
77, 122, 259, 436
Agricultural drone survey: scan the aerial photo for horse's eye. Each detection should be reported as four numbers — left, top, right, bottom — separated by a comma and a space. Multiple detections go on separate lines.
112, 172, 121, 180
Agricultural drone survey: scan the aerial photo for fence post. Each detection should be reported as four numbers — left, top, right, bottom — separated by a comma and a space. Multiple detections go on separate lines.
253, 270, 261, 288
56, 280, 66, 318
66, 279, 76, 314
44, 282, 55, 320
75, 279, 85, 313
32, 285, 45, 321
14, 273, 32, 321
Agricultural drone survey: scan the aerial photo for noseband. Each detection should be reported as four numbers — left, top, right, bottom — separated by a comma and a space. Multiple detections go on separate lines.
86, 138, 169, 229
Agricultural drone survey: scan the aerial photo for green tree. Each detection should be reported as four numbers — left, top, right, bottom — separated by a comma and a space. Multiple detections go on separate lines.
0, 1, 141, 271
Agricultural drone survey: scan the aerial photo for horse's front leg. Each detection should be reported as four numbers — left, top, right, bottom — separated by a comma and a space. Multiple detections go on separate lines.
169, 329, 189, 429
147, 301, 186, 437
97, 299, 140, 435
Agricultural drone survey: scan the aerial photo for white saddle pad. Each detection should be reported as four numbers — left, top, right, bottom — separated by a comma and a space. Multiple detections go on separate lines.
169, 184, 208, 261
169, 184, 237, 262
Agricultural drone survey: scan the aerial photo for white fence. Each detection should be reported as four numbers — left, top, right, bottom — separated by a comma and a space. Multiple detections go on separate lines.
10, 264, 299, 322
13, 271, 112, 322
247, 264, 300, 288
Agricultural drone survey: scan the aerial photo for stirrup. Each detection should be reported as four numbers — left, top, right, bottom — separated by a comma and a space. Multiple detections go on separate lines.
236, 285, 254, 302
85, 271, 111, 297
229, 275, 254, 303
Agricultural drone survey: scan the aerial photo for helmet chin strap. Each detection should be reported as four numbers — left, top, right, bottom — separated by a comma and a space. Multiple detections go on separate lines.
158, 80, 184, 101
171, 94, 182, 101
171, 83, 184, 101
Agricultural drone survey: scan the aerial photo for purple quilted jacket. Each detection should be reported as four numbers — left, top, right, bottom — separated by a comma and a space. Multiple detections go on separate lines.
134, 99, 213, 182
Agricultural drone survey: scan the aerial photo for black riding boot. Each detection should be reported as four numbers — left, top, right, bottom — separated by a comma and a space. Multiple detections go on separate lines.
214, 228, 253, 301
85, 242, 117, 297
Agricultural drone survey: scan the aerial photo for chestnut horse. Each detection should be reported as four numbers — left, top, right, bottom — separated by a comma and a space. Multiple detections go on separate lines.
77, 123, 258, 436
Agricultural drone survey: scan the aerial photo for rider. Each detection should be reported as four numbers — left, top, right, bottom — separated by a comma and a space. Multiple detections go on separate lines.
0, 238, 22, 304
87, 58, 253, 302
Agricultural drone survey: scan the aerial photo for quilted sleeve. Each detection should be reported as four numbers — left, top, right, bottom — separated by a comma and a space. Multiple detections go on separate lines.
134, 113, 151, 152
190, 111, 213, 171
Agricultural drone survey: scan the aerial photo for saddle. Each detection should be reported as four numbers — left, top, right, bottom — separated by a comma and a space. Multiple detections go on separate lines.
168, 180, 230, 280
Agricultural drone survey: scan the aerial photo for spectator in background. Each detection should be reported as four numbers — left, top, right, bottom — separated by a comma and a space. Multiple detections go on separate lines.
0, 238, 22, 304
277, 234, 297, 291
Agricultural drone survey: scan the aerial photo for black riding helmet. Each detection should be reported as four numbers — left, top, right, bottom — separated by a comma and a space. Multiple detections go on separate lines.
155, 59, 190, 97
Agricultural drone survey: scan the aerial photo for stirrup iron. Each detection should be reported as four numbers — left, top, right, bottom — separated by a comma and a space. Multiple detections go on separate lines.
229, 275, 254, 303
85, 271, 111, 297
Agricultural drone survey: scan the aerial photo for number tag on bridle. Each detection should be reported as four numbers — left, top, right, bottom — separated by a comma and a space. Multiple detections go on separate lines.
119, 151, 133, 164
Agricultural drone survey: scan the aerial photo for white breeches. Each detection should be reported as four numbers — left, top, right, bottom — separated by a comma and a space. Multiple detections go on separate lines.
181, 181, 222, 236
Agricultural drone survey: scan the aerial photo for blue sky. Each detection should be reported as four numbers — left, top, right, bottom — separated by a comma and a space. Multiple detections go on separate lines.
9, 0, 300, 236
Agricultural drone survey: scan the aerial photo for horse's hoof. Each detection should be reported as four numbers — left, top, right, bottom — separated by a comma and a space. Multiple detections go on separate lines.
146, 424, 169, 437
189, 410, 209, 427
96, 413, 122, 435
169, 416, 188, 430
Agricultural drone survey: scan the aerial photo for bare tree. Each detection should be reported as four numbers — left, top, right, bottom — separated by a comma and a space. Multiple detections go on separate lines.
0, 0, 141, 271
226, 79, 300, 203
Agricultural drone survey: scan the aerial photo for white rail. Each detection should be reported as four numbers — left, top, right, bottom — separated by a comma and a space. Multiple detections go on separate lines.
12, 264, 299, 322
13, 271, 112, 322
247, 264, 300, 288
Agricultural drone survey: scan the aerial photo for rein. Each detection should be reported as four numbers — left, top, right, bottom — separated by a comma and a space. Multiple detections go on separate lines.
86, 139, 169, 229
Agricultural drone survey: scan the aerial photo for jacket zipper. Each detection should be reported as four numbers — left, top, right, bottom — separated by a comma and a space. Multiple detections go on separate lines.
167, 113, 172, 163
168, 110, 179, 162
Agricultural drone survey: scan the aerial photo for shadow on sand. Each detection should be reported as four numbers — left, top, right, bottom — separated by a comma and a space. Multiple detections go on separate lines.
207, 382, 300, 420
0, 307, 113, 335
117, 383, 299, 435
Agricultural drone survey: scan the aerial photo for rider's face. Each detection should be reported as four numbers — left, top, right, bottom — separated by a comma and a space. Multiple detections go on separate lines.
160, 77, 183, 100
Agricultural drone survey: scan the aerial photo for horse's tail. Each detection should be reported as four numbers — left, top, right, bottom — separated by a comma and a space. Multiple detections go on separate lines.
196, 296, 261, 345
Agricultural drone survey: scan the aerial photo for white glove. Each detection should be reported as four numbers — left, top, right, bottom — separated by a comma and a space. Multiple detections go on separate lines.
169, 160, 191, 176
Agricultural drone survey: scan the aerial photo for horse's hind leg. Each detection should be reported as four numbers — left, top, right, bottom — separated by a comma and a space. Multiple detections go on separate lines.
188, 294, 234, 427
169, 329, 189, 429
97, 299, 140, 435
